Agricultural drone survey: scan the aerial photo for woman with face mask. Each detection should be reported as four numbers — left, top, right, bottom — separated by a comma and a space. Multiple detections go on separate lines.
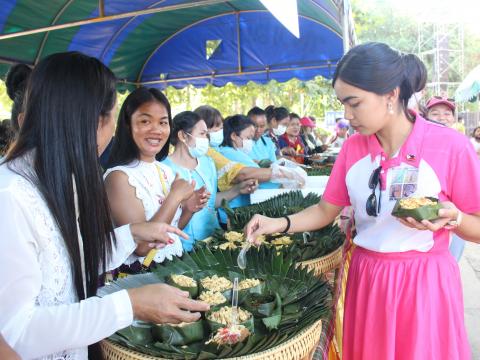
265, 105, 294, 157
245, 42, 480, 360
163, 111, 257, 249
194, 105, 302, 192
105, 87, 205, 270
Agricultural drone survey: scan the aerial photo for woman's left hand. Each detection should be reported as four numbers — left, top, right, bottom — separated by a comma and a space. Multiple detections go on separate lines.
397, 201, 461, 232
183, 186, 210, 213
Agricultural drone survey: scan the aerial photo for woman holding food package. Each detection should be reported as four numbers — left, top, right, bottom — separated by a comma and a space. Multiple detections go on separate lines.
245, 42, 480, 360
0, 53, 209, 360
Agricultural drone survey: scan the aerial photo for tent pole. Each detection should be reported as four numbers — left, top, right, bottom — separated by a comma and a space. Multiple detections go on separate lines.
342, 0, 350, 54
0, 0, 227, 40
236, 12, 242, 73
132, 63, 335, 86
99, 0, 105, 17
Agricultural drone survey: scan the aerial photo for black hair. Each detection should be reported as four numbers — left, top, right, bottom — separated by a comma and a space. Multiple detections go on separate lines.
6, 52, 117, 303
171, 111, 203, 146
107, 87, 172, 167
247, 106, 266, 118
0, 119, 14, 156
265, 105, 290, 124
194, 105, 222, 129
5, 64, 32, 131
222, 114, 255, 147
289, 112, 300, 120
333, 42, 427, 120
472, 126, 480, 137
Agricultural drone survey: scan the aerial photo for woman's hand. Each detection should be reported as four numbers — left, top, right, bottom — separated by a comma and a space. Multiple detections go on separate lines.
244, 215, 286, 245
130, 222, 188, 256
128, 284, 210, 324
281, 147, 296, 156
397, 201, 461, 232
0, 334, 20, 360
170, 174, 196, 202
183, 186, 210, 213
237, 179, 258, 195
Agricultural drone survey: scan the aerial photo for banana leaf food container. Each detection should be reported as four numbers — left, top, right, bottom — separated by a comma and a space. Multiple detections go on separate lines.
391, 197, 441, 222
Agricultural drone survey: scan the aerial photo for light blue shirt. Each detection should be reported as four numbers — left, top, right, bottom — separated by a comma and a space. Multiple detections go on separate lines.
217, 146, 279, 224
162, 156, 220, 251
250, 134, 277, 163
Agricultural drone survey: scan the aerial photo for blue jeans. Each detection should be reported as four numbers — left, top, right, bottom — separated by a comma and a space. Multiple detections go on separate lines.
449, 234, 465, 262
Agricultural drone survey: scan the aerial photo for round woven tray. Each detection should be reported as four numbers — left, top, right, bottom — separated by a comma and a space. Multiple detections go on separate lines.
101, 319, 322, 360
297, 243, 344, 277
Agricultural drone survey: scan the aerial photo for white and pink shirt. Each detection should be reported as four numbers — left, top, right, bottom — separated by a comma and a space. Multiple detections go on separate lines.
323, 114, 480, 253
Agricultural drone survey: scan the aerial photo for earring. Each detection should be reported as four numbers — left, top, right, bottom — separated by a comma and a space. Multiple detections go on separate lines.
388, 102, 394, 115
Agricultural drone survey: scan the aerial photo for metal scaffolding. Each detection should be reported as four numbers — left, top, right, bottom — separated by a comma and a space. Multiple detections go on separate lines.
417, 21, 465, 97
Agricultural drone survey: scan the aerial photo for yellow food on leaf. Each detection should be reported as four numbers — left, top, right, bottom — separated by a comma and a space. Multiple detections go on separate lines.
170, 274, 196, 287
238, 278, 261, 290
199, 290, 227, 305
224, 231, 244, 243
200, 275, 233, 292
399, 197, 436, 210
207, 306, 252, 325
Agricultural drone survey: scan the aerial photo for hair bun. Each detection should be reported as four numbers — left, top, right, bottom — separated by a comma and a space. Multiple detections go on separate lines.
5, 64, 32, 100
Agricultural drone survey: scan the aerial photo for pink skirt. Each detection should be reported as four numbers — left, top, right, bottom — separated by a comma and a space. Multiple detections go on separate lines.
343, 247, 471, 360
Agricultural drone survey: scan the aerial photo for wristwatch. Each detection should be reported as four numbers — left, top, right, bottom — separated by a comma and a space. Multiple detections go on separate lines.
447, 210, 463, 228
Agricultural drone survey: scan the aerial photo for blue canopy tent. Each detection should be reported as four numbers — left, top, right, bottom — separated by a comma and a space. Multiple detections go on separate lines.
0, 0, 354, 90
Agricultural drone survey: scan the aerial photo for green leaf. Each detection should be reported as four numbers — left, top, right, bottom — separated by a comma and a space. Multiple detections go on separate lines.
261, 293, 283, 330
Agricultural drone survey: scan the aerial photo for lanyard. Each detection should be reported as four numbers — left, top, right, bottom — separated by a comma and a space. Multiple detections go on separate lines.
155, 163, 168, 196
143, 164, 170, 269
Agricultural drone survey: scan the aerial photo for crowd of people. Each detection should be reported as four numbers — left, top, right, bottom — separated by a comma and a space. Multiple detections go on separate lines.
0, 42, 479, 360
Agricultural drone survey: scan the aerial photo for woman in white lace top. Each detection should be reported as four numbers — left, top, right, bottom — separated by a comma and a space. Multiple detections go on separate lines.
104, 88, 207, 269
0, 52, 209, 360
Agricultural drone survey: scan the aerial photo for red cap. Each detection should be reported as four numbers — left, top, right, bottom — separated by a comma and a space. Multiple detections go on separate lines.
426, 96, 455, 112
300, 116, 315, 128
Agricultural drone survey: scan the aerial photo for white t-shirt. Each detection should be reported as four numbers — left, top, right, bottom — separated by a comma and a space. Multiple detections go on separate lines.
0, 156, 136, 359
104, 160, 183, 264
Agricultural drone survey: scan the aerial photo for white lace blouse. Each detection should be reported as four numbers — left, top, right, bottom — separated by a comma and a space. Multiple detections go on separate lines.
104, 160, 183, 264
0, 157, 136, 360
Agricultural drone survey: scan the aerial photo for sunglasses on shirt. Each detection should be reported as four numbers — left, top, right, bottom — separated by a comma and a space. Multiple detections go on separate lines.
366, 166, 382, 217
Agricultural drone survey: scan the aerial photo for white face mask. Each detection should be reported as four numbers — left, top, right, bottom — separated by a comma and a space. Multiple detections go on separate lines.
186, 134, 209, 158
239, 138, 254, 154
209, 129, 224, 147
273, 124, 287, 136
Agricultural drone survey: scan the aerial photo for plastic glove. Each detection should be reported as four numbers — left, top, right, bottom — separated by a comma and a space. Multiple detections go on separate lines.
270, 163, 307, 189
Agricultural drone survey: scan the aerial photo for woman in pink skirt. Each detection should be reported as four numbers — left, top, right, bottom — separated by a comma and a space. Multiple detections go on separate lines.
245, 42, 480, 360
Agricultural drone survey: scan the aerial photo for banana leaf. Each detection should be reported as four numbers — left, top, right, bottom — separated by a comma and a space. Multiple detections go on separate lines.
152, 320, 205, 346
306, 166, 332, 176
391, 197, 441, 222
167, 275, 199, 298
243, 293, 276, 317
258, 159, 272, 168
105, 247, 331, 359
206, 308, 255, 333
200, 225, 344, 263
220, 191, 320, 231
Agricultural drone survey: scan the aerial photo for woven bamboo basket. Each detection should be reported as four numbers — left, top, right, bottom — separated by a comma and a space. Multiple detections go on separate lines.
297, 243, 344, 277
101, 319, 322, 360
